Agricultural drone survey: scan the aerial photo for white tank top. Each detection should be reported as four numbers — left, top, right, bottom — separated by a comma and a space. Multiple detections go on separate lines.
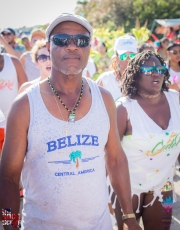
21, 78, 112, 230
0, 54, 18, 128
23, 52, 40, 81
108, 90, 180, 212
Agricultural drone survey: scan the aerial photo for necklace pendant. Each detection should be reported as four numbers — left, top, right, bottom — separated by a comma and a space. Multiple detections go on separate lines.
68, 112, 76, 124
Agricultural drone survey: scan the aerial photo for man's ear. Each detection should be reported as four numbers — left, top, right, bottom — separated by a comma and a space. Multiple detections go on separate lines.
46, 42, 50, 52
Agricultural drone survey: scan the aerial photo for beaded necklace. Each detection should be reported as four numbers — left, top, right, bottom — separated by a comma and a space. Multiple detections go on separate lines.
47, 77, 84, 124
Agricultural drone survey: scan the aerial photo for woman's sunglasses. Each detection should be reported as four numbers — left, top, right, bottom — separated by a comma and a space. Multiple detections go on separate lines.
169, 50, 180, 55
119, 53, 136, 61
36, 54, 50, 62
140, 65, 167, 76
50, 34, 90, 48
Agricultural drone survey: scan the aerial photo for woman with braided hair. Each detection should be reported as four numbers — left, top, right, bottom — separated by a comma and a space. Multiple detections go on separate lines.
112, 50, 180, 229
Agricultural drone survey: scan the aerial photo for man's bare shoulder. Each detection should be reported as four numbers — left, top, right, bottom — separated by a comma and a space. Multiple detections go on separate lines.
19, 78, 39, 94
98, 85, 115, 117
10, 92, 30, 121
98, 85, 114, 103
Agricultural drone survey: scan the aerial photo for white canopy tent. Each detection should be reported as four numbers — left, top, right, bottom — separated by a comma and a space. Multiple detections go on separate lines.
151, 19, 180, 34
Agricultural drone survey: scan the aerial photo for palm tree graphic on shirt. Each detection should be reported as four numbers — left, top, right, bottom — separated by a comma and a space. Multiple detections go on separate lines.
69, 150, 82, 168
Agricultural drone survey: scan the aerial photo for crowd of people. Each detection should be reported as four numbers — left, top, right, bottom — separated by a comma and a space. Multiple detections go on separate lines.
0, 12, 180, 230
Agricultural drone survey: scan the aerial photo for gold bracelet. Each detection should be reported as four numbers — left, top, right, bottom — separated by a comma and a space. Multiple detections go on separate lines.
122, 213, 136, 221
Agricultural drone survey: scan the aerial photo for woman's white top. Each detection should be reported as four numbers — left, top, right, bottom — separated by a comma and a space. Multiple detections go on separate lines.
166, 63, 180, 88
96, 71, 121, 101
108, 90, 180, 213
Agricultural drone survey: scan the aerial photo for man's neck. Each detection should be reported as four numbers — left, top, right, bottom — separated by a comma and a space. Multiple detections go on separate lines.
49, 70, 83, 95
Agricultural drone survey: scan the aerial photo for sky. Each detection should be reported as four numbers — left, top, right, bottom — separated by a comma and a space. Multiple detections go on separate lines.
0, 0, 78, 29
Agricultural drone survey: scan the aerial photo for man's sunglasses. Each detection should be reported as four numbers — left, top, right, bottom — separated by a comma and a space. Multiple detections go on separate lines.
36, 54, 50, 62
50, 34, 90, 48
141, 65, 167, 75
1, 32, 11, 36
169, 50, 180, 55
119, 53, 136, 61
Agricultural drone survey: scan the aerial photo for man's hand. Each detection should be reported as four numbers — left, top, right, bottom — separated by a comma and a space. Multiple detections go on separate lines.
0, 35, 22, 58
0, 34, 7, 45
123, 218, 142, 230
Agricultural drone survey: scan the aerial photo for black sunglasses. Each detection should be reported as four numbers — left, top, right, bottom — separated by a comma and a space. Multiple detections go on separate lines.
50, 34, 90, 48
36, 54, 50, 62
1, 32, 11, 36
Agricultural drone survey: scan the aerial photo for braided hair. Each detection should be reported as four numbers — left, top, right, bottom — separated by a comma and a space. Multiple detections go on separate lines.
121, 50, 170, 97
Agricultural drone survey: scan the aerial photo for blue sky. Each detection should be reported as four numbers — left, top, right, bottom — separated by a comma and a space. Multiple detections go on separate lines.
0, 0, 78, 29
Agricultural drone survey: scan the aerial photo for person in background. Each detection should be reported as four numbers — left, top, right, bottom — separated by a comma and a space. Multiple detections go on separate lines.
20, 29, 46, 81
0, 13, 141, 230
157, 37, 169, 61
86, 57, 97, 78
114, 50, 180, 229
138, 43, 155, 53
19, 40, 51, 93
0, 28, 26, 58
166, 43, 180, 92
96, 42, 110, 72
0, 51, 27, 153
96, 35, 138, 101
21, 35, 31, 51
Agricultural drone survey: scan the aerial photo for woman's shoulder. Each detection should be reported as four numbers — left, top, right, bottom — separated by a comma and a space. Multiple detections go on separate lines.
116, 96, 134, 106
96, 70, 115, 84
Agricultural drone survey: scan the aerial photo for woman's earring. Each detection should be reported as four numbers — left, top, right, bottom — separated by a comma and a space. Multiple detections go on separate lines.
117, 63, 120, 71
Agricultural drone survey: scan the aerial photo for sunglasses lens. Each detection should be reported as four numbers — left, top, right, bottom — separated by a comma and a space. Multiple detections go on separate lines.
119, 54, 127, 60
53, 35, 69, 46
141, 66, 153, 75
129, 53, 136, 59
156, 66, 166, 74
75, 35, 90, 47
37, 55, 50, 62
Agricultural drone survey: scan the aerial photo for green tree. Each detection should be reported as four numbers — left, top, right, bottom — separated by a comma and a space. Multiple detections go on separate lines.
75, 0, 180, 31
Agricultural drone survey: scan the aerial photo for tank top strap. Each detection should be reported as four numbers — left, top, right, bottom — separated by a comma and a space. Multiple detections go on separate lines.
3, 54, 16, 72
26, 82, 43, 137
85, 77, 109, 125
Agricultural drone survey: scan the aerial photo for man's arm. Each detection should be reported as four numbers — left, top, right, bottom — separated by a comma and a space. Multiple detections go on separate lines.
0, 35, 22, 59
20, 54, 26, 69
0, 94, 29, 229
100, 87, 141, 230
178, 154, 180, 165
11, 57, 28, 88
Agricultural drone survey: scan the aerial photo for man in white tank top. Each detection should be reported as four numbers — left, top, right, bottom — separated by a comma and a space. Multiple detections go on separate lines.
0, 14, 141, 230
0, 52, 27, 154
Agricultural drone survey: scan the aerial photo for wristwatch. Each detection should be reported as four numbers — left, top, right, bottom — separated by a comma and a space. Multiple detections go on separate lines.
122, 213, 136, 220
